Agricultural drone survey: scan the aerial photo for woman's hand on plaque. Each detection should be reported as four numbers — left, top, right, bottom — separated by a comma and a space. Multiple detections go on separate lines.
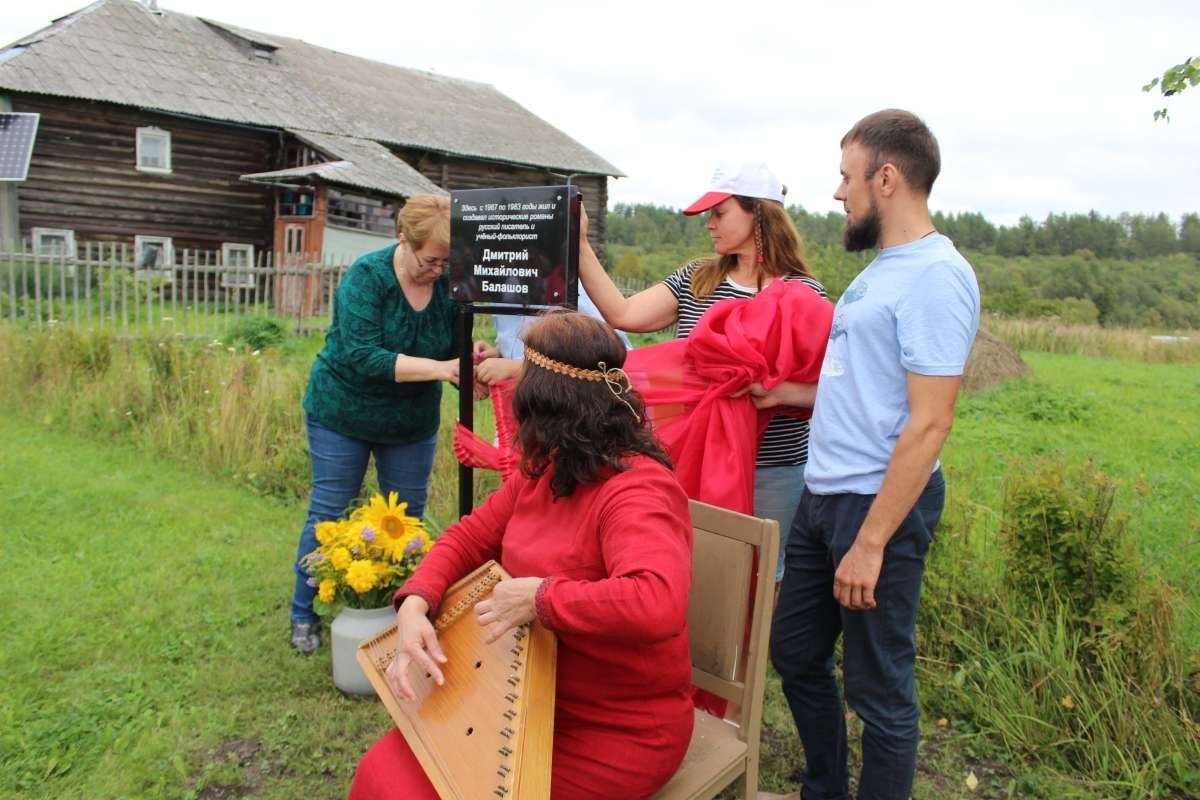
475, 577, 541, 643
387, 595, 447, 701
578, 201, 590, 242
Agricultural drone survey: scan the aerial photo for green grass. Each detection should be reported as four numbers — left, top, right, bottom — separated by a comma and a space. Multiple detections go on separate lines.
0, 415, 397, 800
0, 408, 1083, 800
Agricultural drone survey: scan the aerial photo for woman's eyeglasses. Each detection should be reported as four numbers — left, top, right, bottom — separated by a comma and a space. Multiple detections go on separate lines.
415, 253, 450, 271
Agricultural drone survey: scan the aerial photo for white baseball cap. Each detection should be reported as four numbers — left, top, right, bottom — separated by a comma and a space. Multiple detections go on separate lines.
682, 161, 786, 216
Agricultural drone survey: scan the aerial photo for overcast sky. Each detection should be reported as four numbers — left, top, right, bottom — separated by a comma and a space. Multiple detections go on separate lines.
3, 0, 1198, 225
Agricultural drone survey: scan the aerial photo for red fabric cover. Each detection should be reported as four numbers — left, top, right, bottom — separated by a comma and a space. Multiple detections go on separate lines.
351, 456, 695, 800
624, 278, 834, 514
452, 378, 520, 478
624, 278, 831, 717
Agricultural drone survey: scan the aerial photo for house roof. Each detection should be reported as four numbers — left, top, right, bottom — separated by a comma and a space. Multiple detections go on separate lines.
0, 0, 623, 179
241, 130, 447, 197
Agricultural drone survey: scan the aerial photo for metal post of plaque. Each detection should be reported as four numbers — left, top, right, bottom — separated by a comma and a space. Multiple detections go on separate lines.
449, 185, 582, 517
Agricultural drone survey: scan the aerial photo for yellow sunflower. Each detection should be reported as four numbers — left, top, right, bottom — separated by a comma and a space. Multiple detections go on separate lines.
358, 492, 425, 561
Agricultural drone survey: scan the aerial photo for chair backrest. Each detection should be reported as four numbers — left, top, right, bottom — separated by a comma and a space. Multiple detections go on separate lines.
686, 499, 780, 741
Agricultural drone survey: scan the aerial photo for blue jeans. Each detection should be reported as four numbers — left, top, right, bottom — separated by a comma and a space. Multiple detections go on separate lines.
753, 463, 806, 581
289, 413, 438, 625
770, 469, 945, 800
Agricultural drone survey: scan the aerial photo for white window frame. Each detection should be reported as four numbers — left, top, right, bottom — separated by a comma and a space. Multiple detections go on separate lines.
134, 235, 174, 270
135, 127, 172, 174
31, 227, 76, 259
220, 242, 257, 288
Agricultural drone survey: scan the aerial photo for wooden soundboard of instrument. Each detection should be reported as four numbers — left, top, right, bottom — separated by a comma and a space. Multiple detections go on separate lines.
357, 561, 557, 799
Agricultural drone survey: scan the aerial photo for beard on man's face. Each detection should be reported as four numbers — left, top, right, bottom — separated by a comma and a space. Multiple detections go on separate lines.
843, 205, 881, 252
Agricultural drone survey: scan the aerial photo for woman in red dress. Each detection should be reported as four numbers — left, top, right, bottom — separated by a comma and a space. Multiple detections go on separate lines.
348, 311, 695, 800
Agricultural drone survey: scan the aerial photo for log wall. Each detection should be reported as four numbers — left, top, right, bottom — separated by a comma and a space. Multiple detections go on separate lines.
12, 94, 277, 251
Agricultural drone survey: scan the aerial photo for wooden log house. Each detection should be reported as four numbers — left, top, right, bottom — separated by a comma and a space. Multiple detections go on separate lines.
0, 0, 622, 313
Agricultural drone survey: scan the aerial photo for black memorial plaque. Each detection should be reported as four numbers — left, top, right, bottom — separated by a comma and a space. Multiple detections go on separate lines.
449, 185, 580, 309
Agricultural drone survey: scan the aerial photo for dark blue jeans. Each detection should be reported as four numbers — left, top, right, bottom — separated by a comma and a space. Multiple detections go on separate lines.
289, 413, 438, 624
770, 470, 945, 800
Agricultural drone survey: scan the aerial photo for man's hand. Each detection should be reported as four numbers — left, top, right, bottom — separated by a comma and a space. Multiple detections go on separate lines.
831, 371, 961, 611
833, 541, 884, 610
730, 381, 816, 409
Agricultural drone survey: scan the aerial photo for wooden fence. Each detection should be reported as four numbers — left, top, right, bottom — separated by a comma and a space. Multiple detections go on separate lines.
1, 242, 657, 340
0, 242, 352, 338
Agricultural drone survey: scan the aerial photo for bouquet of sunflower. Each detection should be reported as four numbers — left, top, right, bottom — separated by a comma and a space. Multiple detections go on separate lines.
302, 492, 433, 613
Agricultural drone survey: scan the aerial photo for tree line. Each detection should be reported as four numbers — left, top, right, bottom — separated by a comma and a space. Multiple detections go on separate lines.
606, 204, 1200, 329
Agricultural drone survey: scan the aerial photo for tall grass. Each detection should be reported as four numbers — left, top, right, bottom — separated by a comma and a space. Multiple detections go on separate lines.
0, 324, 498, 526
986, 316, 1199, 362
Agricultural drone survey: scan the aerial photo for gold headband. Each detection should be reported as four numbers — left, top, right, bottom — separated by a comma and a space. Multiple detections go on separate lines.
523, 346, 641, 422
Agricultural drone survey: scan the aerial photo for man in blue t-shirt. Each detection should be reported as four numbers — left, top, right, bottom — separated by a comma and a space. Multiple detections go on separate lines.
765, 110, 980, 800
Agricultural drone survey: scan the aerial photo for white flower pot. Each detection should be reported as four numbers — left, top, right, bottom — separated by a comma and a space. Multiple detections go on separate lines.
331, 605, 395, 695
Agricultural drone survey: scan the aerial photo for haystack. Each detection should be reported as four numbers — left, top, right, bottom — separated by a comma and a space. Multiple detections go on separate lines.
962, 328, 1029, 393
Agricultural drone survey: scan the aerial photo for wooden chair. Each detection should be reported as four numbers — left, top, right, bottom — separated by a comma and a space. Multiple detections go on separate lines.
652, 500, 780, 800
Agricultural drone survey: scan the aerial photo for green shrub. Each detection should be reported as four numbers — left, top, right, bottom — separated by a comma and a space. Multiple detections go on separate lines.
225, 316, 288, 350
96, 268, 165, 307
53, 327, 114, 378
1001, 456, 1134, 627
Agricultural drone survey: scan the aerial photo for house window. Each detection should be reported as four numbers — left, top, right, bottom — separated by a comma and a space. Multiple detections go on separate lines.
220, 242, 256, 288
136, 127, 172, 173
327, 188, 398, 235
283, 143, 323, 168
32, 227, 76, 258
134, 235, 174, 269
277, 188, 315, 217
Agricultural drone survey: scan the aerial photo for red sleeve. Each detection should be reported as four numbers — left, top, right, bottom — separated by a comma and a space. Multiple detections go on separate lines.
393, 475, 521, 612
535, 461, 693, 644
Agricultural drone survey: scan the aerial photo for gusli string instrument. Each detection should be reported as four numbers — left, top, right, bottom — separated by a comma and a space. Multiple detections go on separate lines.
357, 561, 557, 799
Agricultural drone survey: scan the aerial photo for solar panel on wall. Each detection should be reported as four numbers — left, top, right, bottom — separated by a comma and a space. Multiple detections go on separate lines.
0, 112, 40, 182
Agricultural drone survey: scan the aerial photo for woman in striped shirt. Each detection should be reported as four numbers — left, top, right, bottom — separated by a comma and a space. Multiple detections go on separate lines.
578, 162, 827, 580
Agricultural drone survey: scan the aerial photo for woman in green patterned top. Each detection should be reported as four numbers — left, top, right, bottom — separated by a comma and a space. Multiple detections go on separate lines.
289, 194, 477, 654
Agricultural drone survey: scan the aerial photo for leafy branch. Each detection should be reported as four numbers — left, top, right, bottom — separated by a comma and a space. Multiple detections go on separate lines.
1143, 56, 1199, 121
